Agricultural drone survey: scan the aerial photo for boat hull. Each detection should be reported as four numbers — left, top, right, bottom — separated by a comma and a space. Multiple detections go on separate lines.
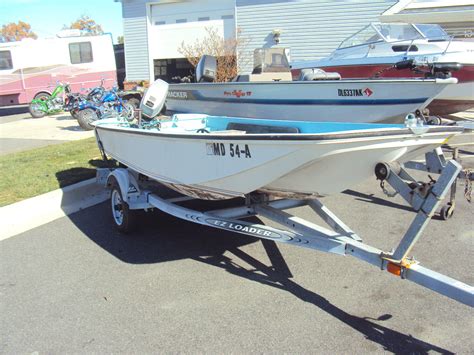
291, 63, 474, 116
165, 79, 452, 124
95, 121, 462, 200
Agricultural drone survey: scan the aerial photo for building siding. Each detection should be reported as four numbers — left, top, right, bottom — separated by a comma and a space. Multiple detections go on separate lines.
441, 22, 474, 40
236, 0, 396, 73
121, 0, 397, 79
122, 1, 150, 81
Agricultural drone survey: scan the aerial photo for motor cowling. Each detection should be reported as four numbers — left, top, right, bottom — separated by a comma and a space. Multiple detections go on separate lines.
196, 55, 217, 83
140, 79, 168, 119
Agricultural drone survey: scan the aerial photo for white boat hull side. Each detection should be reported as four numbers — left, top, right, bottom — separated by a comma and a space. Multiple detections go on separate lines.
291, 47, 474, 115
263, 139, 440, 197
165, 80, 451, 123
95, 126, 458, 199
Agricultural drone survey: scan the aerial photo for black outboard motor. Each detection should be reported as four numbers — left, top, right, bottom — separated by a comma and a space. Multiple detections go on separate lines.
196, 55, 217, 82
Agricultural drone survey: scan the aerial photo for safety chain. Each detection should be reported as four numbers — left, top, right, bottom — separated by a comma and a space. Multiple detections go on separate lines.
380, 181, 398, 198
464, 169, 472, 203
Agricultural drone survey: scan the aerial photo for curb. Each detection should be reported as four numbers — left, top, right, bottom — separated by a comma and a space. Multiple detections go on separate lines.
0, 178, 109, 241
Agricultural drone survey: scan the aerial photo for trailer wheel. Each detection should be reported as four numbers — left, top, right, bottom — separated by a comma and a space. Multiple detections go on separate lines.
110, 179, 137, 233
440, 203, 454, 220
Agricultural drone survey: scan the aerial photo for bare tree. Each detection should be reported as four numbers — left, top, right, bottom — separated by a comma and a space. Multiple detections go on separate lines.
178, 27, 249, 82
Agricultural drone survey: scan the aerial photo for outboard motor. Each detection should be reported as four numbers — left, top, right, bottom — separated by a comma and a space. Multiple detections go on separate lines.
196, 55, 216, 82
139, 79, 168, 119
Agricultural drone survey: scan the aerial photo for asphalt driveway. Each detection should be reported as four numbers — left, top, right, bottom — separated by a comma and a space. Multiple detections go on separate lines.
1, 176, 473, 353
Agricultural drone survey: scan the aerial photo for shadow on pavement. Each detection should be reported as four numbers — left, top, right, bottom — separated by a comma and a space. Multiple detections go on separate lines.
200, 245, 453, 354
60, 125, 88, 132
54, 114, 76, 121
0, 105, 29, 116
343, 189, 414, 212
67, 198, 453, 354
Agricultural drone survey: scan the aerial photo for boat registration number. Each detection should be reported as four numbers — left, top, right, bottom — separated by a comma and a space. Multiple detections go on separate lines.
206, 142, 252, 158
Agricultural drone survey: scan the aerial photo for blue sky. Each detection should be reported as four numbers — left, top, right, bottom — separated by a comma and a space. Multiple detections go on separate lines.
0, 0, 123, 42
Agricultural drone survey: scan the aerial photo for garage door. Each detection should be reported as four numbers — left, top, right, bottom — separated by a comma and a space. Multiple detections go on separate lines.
149, 0, 235, 59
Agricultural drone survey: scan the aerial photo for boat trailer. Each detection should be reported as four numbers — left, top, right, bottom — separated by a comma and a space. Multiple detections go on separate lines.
97, 157, 473, 308
403, 147, 473, 220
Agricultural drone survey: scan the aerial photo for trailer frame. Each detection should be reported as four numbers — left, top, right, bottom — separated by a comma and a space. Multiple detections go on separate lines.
97, 157, 473, 307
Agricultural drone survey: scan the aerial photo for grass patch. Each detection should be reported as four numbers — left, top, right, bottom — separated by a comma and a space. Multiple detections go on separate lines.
0, 138, 116, 207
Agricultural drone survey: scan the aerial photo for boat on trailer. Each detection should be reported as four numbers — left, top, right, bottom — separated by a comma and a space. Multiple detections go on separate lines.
165, 48, 457, 124
291, 23, 474, 116
96, 80, 463, 200
93, 81, 473, 307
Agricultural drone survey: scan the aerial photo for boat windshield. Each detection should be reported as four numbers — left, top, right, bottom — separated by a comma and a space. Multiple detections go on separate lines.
338, 23, 447, 49
373, 23, 423, 42
339, 24, 384, 48
253, 47, 291, 73
414, 24, 450, 40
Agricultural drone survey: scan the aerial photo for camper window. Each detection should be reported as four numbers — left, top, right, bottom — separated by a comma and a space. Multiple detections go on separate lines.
69, 42, 93, 64
0, 50, 13, 70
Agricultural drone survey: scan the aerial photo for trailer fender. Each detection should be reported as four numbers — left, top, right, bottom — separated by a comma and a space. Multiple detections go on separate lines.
106, 169, 141, 202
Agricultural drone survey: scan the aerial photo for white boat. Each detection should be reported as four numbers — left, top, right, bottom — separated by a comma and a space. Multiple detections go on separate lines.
94, 113, 463, 200
291, 23, 474, 116
165, 48, 457, 124
166, 78, 456, 124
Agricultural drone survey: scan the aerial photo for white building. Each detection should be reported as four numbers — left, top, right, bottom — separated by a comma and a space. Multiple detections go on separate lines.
116, 0, 473, 85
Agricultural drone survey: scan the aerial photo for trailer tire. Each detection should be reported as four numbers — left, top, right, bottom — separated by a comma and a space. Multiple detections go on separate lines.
440, 203, 454, 220
110, 178, 137, 233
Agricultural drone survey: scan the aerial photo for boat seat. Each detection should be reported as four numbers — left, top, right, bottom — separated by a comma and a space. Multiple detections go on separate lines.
226, 122, 299, 134
299, 68, 341, 81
